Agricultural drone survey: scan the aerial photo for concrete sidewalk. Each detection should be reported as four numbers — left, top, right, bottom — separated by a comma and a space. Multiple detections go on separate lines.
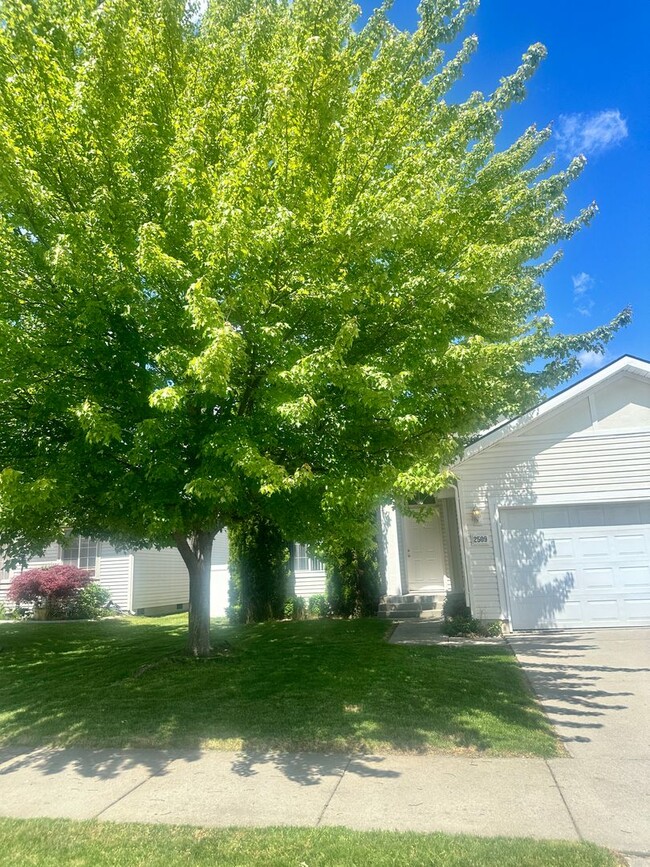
0, 745, 647, 864
0, 747, 578, 837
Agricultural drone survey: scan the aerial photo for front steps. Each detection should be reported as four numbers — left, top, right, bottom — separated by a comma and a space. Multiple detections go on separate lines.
377, 593, 446, 620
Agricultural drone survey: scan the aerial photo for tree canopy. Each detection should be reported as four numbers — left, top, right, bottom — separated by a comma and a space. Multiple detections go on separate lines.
0, 0, 627, 653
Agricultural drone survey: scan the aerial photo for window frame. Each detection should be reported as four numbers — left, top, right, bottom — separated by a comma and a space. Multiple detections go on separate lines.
292, 543, 325, 573
59, 536, 98, 570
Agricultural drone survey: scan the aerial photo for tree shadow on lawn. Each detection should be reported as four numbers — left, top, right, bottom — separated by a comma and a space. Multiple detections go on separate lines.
0, 618, 567, 783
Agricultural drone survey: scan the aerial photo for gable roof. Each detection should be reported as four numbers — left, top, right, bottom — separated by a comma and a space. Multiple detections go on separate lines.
460, 355, 650, 462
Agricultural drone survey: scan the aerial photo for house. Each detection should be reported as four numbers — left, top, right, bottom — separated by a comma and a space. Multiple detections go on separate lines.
350, 353, 650, 631
0, 532, 327, 618
3, 355, 649, 631
0, 538, 192, 616
451, 354, 650, 630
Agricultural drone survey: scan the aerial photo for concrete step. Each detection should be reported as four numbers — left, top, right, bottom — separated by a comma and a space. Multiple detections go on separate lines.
378, 602, 422, 613
382, 594, 447, 611
420, 609, 444, 621
377, 609, 422, 619
405, 594, 447, 609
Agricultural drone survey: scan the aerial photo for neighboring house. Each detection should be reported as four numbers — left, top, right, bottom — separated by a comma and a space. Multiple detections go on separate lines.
0, 537, 192, 616
0, 533, 326, 618
2, 355, 649, 631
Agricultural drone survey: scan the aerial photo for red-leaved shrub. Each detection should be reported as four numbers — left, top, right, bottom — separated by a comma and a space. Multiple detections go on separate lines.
8, 565, 93, 610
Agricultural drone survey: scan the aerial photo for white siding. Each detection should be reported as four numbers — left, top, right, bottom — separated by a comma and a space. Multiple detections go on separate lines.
0, 571, 10, 605
22, 542, 61, 568
456, 374, 650, 622
381, 505, 403, 596
210, 531, 230, 618
294, 571, 327, 599
95, 543, 132, 611
1, 542, 132, 612
131, 547, 188, 611
0, 543, 61, 605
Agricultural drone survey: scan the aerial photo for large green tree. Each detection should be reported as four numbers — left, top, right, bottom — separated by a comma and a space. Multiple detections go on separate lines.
0, 0, 627, 655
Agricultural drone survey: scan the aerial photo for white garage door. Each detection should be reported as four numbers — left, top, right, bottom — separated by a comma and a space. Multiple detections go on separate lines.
501, 502, 650, 630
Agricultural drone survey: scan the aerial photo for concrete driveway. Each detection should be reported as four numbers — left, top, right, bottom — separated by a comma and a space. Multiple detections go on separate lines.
509, 628, 650, 860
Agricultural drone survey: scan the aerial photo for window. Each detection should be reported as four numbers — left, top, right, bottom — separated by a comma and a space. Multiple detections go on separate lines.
293, 543, 324, 573
60, 536, 97, 569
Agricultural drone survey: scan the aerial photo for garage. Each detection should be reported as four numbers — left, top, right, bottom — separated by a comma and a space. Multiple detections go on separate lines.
500, 502, 650, 630
454, 356, 650, 631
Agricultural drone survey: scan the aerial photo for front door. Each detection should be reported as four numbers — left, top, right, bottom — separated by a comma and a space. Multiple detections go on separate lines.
403, 509, 447, 593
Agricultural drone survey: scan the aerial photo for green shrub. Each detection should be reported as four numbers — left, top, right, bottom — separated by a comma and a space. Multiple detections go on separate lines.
283, 595, 306, 620
442, 593, 470, 620
442, 615, 502, 638
225, 603, 243, 625
65, 582, 112, 619
229, 516, 290, 623
307, 594, 329, 618
325, 545, 380, 618
5, 604, 30, 620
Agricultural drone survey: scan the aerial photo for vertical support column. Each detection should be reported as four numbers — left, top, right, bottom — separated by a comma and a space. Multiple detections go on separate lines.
380, 505, 405, 596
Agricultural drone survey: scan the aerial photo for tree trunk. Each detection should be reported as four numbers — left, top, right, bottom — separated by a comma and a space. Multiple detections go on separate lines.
174, 530, 215, 658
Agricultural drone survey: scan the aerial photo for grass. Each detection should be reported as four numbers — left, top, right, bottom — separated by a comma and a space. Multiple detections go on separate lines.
0, 819, 620, 867
0, 615, 559, 755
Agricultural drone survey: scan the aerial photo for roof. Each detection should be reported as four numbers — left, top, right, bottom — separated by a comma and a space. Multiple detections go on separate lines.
460, 354, 650, 462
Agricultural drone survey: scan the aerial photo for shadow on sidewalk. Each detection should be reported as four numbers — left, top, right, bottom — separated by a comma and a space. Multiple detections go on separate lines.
231, 750, 400, 786
0, 747, 201, 780
0, 746, 401, 788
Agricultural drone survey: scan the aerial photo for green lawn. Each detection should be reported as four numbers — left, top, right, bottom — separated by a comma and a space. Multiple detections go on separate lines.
0, 819, 618, 867
0, 615, 559, 755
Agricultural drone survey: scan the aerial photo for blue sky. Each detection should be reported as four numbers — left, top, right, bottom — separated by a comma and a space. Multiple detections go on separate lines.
360, 0, 649, 376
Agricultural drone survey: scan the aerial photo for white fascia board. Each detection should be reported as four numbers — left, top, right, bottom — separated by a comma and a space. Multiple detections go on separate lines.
459, 355, 650, 463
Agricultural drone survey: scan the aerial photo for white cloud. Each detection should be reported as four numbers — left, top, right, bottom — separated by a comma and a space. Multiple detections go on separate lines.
572, 272, 593, 297
577, 349, 610, 371
555, 110, 628, 158
576, 299, 595, 317
572, 272, 595, 315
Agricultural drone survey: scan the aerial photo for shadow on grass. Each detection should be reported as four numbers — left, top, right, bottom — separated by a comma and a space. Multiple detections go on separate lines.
0, 617, 563, 783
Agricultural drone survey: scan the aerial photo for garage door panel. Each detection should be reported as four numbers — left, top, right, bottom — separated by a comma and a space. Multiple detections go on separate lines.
583, 567, 615, 589
539, 568, 575, 587
555, 599, 583, 624
620, 565, 650, 587
624, 597, 650, 621
614, 534, 647, 556
501, 503, 650, 630
584, 599, 619, 621
580, 535, 610, 557
548, 536, 575, 558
